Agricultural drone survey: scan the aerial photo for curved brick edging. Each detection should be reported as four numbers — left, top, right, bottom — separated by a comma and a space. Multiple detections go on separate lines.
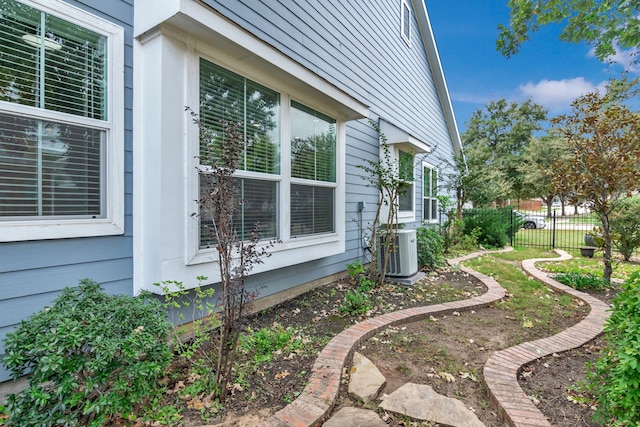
483, 249, 612, 427
256, 247, 512, 427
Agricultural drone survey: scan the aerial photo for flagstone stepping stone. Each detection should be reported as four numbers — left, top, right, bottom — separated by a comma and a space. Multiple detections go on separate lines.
323, 406, 387, 427
379, 383, 485, 427
348, 352, 386, 402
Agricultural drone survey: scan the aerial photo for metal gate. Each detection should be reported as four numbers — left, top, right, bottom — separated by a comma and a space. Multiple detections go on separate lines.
510, 209, 599, 251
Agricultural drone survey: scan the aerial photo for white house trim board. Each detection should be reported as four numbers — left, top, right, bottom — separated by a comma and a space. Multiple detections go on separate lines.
133, 22, 359, 294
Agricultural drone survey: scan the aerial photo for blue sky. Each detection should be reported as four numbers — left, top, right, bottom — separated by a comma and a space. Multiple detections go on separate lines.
425, 1, 638, 134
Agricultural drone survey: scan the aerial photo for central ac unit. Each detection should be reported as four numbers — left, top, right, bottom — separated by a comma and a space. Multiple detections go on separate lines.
377, 228, 418, 277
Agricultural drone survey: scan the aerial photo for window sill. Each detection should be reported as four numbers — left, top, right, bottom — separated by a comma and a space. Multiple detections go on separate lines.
0, 218, 125, 242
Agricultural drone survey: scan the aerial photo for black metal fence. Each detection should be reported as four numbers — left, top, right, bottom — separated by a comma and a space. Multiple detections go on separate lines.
510, 209, 599, 252
461, 207, 599, 253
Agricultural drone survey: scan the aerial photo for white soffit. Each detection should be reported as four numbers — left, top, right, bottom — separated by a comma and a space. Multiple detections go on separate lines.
380, 119, 432, 153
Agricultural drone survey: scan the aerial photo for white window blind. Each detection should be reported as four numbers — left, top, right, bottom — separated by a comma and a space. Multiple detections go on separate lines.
291, 101, 336, 182
199, 58, 280, 174
0, 0, 107, 220
199, 177, 277, 248
290, 101, 336, 237
0, 0, 107, 118
198, 58, 280, 247
291, 184, 334, 236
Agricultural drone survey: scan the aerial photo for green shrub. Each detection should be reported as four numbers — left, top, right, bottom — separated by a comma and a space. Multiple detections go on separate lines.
346, 259, 376, 292
582, 271, 640, 425
554, 272, 613, 291
2, 279, 172, 427
416, 226, 445, 270
240, 323, 302, 363
462, 208, 512, 248
610, 196, 640, 261
346, 259, 366, 277
340, 290, 372, 315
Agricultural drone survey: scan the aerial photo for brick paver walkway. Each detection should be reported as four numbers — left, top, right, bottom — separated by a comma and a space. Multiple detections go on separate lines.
256, 248, 512, 427
253, 248, 610, 427
484, 250, 611, 427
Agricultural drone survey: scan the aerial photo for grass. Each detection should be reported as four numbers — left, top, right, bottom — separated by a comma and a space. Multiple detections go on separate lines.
513, 228, 588, 249
464, 248, 581, 335
538, 254, 639, 281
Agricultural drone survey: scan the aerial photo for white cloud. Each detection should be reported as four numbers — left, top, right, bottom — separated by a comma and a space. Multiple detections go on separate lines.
597, 45, 640, 74
518, 77, 605, 113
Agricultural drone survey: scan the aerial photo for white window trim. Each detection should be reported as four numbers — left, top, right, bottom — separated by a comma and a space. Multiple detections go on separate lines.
401, 0, 412, 46
422, 161, 438, 224
186, 54, 345, 267
0, 0, 125, 242
133, 25, 356, 292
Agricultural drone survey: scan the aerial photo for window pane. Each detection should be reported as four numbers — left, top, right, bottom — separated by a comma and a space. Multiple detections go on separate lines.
291, 101, 336, 182
431, 169, 438, 195
0, 0, 107, 119
431, 198, 438, 221
291, 184, 334, 237
402, 1, 411, 40
399, 150, 413, 181
0, 112, 103, 218
199, 176, 277, 248
398, 150, 413, 211
199, 58, 280, 174
398, 183, 413, 211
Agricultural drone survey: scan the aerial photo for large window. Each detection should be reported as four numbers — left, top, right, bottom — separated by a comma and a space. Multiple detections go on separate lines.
0, 0, 123, 240
290, 101, 336, 237
198, 58, 280, 247
197, 59, 337, 247
423, 163, 438, 222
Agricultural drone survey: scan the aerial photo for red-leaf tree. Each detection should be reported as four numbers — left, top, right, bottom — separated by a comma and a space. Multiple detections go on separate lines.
552, 79, 640, 280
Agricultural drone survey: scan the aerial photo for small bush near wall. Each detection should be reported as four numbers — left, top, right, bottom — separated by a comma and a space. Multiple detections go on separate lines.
462, 208, 512, 248
2, 279, 172, 426
416, 226, 445, 270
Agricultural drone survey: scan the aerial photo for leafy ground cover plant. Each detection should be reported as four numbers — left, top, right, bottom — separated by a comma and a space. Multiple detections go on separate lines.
581, 271, 640, 425
2, 279, 171, 427
340, 289, 373, 315
539, 254, 636, 282
554, 272, 613, 291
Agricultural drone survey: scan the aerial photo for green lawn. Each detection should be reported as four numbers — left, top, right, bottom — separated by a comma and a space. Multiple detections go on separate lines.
513, 228, 587, 250
537, 255, 640, 281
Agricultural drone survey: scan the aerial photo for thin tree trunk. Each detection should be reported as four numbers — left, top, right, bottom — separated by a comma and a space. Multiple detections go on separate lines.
602, 215, 613, 281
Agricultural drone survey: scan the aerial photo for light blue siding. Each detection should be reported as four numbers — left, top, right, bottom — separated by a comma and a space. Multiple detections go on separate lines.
185, 0, 458, 304
0, 0, 134, 383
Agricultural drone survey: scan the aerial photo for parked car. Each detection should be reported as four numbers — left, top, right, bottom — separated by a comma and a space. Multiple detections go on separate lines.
514, 211, 546, 229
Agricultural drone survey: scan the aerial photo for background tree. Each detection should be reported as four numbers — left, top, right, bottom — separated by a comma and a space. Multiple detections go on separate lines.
438, 152, 470, 220
497, 0, 640, 61
552, 80, 640, 280
462, 98, 547, 205
609, 196, 640, 262
518, 132, 571, 216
